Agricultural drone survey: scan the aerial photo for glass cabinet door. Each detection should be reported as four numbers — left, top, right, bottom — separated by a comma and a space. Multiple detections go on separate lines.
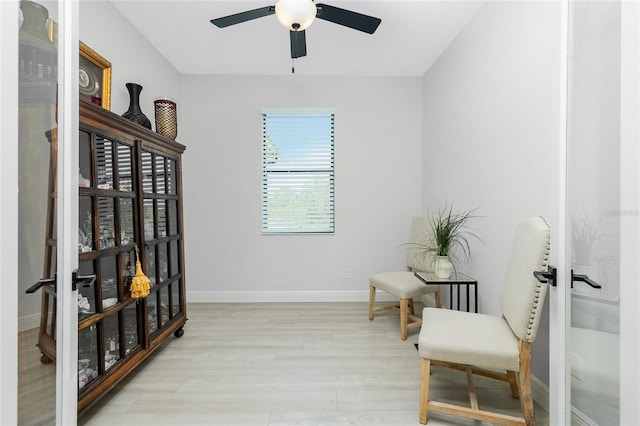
77, 128, 141, 395
140, 150, 184, 340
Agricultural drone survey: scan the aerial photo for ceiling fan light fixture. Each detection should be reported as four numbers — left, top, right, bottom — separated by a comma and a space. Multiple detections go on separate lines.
275, 0, 317, 31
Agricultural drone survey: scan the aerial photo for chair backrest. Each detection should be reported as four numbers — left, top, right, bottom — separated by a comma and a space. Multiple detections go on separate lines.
500, 216, 551, 343
406, 215, 435, 273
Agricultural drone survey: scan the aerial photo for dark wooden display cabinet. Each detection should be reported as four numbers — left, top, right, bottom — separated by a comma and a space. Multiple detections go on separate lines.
30, 100, 187, 415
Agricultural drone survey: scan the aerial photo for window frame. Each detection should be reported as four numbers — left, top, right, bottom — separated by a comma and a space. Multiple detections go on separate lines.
260, 108, 335, 235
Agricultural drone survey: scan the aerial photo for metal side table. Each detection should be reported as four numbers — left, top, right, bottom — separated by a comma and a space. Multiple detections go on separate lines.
414, 271, 478, 312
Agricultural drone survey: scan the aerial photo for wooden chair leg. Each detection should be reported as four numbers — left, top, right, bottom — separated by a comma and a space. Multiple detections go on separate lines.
400, 298, 409, 340
507, 370, 520, 398
465, 367, 479, 410
368, 286, 376, 320
435, 289, 442, 308
409, 298, 415, 315
420, 358, 431, 424
423, 343, 534, 426
518, 341, 534, 425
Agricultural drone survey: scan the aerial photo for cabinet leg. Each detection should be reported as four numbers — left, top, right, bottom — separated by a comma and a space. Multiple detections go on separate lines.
173, 327, 184, 338
40, 354, 53, 364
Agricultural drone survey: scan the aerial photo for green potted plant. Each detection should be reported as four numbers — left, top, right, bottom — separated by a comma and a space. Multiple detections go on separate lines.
419, 203, 480, 278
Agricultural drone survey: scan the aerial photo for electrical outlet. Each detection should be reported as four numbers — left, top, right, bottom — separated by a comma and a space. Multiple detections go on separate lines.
343, 268, 351, 279
571, 352, 583, 380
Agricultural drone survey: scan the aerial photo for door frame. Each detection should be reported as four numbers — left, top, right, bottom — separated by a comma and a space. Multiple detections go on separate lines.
56, 1, 80, 424
548, 1, 569, 423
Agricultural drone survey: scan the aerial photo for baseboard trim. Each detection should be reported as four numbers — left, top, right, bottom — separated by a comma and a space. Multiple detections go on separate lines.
531, 374, 550, 414
570, 406, 599, 426
187, 290, 399, 303
19, 312, 41, 332
531, 375, 603, 425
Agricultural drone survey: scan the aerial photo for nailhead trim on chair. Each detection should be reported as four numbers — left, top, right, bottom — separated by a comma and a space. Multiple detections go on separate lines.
525, 216, 551, 342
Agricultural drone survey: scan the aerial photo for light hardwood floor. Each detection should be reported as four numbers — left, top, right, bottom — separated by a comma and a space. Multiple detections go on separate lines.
19, 327, 56, 425
20, 302, 549, 425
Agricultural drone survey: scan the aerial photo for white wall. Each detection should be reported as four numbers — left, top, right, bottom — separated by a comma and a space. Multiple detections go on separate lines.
180, 75, 424, 301
79, 1, 181, 120
421, 1, 563, 389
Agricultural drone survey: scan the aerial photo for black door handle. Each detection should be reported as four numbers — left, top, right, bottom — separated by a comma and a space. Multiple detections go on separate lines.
571, 270, 602, 289
72, 270, 96, 291
26, 271, 96, 293
26, 275, 56, 294
533, 266, 557, 287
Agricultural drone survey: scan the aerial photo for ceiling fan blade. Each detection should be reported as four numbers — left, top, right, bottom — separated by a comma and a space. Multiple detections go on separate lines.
290, 30, 307, 58
210, 6, 275, 28
315, 3, 381, 34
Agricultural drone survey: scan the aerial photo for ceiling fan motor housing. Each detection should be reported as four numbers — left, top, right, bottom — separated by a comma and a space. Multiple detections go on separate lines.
275, 0, 317, 30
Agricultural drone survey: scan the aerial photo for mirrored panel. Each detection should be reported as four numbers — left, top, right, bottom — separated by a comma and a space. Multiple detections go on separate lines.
141, 151, 153, 193
160, 286, 170, 327
78, 261, 96, 319
170, 240, 179, 276
158, 243, 168, 281
79, 196, 93, 252
78, 325, 99, 392
97, 197, 115, 249
119, 197, 134, 246
157, 199, 167, 238
167, 159, 177, 195
99, 255, 117, 306
103, 315, 121, 371
122, 303, 139, 355
146, 244, 156, 287
155, 155, 166, 194
117, 142, 133, 192
79, 130, 92, 187
171, 281, 181, 318
95, 136, 114, 190
18, 0, 58, 422
120, 250, 134, 298
568, 2, 621, 424
147, 291, 158, 335
143, 198, 154, 240
168, 200, 178, 236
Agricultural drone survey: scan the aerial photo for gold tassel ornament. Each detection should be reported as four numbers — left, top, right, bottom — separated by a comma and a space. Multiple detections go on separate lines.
129, 246, 150, 299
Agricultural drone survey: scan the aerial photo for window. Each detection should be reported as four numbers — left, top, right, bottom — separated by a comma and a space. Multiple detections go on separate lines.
261, 109, 335, 234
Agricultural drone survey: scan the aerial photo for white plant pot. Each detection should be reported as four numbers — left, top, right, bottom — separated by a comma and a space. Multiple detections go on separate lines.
434, 256, 454, 278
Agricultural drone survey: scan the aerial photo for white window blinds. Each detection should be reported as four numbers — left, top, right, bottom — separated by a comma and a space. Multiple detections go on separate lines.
261, 111, 335, 234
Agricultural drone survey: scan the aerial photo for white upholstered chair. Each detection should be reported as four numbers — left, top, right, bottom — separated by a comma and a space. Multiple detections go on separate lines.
369, 215, 442, 341
418, 216, 550, 425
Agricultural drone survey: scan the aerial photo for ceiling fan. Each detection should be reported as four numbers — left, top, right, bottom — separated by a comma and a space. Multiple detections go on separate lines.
210, 0, 381, 62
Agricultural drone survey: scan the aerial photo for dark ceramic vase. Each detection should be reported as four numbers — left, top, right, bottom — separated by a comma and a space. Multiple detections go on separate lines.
122, 83, 152, 129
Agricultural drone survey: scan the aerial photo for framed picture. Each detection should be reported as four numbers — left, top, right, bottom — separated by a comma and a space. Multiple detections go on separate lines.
79, 41, 111, 110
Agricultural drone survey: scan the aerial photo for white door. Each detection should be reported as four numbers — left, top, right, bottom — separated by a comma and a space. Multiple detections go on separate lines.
1, 1, 78, 424
550, 1, 640, 424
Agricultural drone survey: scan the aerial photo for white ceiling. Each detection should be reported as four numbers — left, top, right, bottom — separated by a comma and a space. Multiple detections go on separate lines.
111, 0, 483, 77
